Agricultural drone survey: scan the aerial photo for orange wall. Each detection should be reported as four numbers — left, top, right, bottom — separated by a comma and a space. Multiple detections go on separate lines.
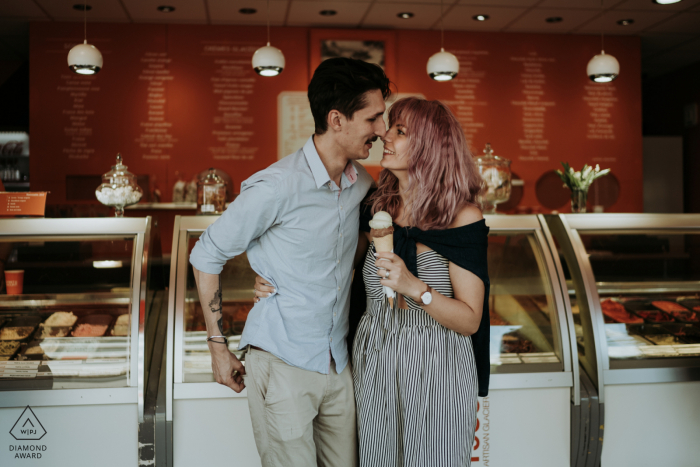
30, 22, 642, 212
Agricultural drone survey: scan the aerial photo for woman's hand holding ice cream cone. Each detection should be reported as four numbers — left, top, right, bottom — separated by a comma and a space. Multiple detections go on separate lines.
374, 251, 426, 303
369, 211, 396, 304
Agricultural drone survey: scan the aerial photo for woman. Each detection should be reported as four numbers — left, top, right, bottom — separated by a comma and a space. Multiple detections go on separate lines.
352, 97, 490, 466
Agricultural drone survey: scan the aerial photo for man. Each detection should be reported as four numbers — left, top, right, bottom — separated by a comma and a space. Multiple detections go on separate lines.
189, 57, 391, 467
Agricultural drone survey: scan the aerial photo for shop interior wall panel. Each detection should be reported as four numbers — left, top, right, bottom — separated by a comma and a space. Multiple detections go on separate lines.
30, 23, 642, 213
602, 381, 700, 466
0, 404, 138, 466
173, 397, 260, 467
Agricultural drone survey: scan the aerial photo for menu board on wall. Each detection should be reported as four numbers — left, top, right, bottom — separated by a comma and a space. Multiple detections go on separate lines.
30, 23, 640, 212
394, 30, 641, 212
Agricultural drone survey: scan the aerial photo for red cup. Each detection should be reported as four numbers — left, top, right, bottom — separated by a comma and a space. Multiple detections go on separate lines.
4, 270, 24, 295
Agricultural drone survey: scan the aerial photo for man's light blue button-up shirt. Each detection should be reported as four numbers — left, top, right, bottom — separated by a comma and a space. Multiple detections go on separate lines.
190, 136, 374, 374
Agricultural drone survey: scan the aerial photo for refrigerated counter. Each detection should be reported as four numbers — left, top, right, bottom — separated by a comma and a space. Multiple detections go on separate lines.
547, 214, 700, 466
165, 215, 582, 467
0, 218, 165, 467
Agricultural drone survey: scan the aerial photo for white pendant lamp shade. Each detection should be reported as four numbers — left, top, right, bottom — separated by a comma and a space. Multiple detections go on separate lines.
427, 48, 459, 81
68, 40, 103, 75
587, 51, 619, 83
252, 43, 285, 77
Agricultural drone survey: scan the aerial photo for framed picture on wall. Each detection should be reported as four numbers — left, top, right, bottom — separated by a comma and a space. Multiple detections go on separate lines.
321, 40, 385, 68
309, 29, 396, 81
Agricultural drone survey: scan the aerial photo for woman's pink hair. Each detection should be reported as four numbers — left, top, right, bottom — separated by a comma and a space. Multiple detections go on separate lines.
369, 97, 484, 230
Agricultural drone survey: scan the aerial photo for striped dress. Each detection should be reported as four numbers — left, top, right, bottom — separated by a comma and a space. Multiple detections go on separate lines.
352, 242, 479, 467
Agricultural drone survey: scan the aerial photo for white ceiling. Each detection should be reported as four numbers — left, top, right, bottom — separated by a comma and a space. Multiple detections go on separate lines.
0, 0, 699, 78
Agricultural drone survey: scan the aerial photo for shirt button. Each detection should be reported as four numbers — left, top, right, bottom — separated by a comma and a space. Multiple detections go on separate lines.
330, 337, 333, 342
338, 287, 341, 290
339, 233, 342, 237
334, 313, 336, 317
340, 206, 343, 209
337, 260, 340, 264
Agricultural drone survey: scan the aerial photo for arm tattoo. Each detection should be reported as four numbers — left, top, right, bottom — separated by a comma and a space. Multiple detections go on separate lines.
210, 277, 224, 335
209, 278, 223, 315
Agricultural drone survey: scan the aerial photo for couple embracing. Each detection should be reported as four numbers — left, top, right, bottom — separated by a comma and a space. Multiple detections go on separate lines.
190, 57, 490, 467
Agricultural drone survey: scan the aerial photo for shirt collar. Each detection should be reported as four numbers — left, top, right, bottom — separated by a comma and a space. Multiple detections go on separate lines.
303, 135, 359, 190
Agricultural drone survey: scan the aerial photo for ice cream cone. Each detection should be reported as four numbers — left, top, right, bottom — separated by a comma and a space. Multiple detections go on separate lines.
369, 211, 395, 307
373, 233, 393, 253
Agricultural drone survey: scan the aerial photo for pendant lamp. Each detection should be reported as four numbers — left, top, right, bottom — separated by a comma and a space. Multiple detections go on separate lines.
427, 0, 458, 81
68, 2, 103, 75
587, 0, 619, 83
252, 0, 285, 77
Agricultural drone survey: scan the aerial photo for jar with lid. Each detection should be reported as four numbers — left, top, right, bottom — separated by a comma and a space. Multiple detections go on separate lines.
197, 168, 227, 215
474, 143, 512, 214
95, 153, 143, 217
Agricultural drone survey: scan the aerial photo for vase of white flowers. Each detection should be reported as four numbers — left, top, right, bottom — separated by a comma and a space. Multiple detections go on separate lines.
555, 162, 610, 213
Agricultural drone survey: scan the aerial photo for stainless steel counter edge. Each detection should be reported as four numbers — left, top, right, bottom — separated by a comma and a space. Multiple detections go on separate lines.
604, 367, 700, 385
0, 217, 150, 235
0, 387, 138, 408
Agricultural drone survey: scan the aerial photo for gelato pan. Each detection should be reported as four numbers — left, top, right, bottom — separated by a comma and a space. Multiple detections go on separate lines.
0, 341, 20, 355
44, 311, 78, 327
72, 314, 112, 337
501, 333, 535, 354
674, 311, 700, 323
652, 301, 688, 313
0, 316, 41, 340
111, 314, 130, 336
601, 299, 643, 324
25, 344, 45, 355
41, 312, 78, 338
0, 326, 35, 340
645, 334, 683, 346
635, 310, 674, 323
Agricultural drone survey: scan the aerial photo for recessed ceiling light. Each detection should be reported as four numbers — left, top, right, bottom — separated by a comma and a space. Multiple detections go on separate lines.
472, 15, 489, 21
73, 4, 92, 11
545, 16, 563, 23
397, 12, 414, 19
239, 8, 257, 15
617, 18, 634, 25
157, 6, 175, 13
319, 10, 337, 16
652, 0, 682, 4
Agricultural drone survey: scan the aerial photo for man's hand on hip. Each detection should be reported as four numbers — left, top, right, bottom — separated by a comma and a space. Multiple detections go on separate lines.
209, 341, 246, 392
253, 275, 276, 304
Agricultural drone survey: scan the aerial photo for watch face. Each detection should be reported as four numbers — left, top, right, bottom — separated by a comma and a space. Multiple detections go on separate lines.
421, 291, 432, 305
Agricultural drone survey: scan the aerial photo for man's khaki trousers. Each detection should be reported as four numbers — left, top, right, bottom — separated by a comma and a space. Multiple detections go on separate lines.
244, 348, 358, 467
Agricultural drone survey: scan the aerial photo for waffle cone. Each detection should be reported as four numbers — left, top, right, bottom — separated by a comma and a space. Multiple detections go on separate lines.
373, 234, 393, 253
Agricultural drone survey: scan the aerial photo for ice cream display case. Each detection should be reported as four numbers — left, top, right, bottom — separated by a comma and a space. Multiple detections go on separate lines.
166, 216, 259, 467
547, 214, 700, 467
476, 215, 579, 467
0, 218, 164, 467
165, 215, 580, 467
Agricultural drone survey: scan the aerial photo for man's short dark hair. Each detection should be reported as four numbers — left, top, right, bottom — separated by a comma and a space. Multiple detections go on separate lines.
308, 57, 392, 134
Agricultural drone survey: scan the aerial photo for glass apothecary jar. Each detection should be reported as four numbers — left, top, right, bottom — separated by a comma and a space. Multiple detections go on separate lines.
197, 168, 227, 215
95, 153, 143, 217
475, 143, 512, 214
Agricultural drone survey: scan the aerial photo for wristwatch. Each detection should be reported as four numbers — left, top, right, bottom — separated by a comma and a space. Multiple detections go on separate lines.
415, 283, 433, 306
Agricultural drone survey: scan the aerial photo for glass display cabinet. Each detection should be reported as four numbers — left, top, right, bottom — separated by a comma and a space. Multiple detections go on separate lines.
0, 218, 162, 467
547, 214, 700, 467
166, 216, 259, 467
476, 215, 578, 467
166, 215, 579, 467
